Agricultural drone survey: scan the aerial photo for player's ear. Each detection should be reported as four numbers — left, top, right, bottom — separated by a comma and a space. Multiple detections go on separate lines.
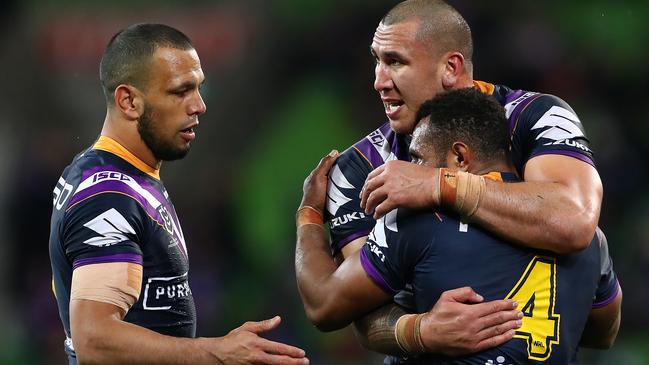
441, 52, 465, 89
451, 142, 471, 171
114, 84, 145, 120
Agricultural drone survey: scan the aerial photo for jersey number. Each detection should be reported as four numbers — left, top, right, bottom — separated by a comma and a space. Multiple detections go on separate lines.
53, 177, 73, 210
505, 256, 560, 361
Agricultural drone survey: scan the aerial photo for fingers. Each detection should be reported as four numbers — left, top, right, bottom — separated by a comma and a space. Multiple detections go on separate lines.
472, 329, 517, 353
471, 299, 519, 318
314, 150, 339, 176
240, 316, 281, 334
363, 187, 389, 217
479, 309, 523, 332
439, 286, 484, 304
253, 353, 310, 365
360, 165, 386, 210
258, 337, 308, 360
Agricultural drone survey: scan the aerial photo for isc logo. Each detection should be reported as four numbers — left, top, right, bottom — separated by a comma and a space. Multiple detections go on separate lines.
92, 171, 132, 183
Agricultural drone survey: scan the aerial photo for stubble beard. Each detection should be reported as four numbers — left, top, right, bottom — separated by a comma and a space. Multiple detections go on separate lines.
137, 104, 190, 162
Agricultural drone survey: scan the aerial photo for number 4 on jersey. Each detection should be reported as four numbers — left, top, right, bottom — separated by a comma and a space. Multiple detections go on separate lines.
505, 256, 560, 361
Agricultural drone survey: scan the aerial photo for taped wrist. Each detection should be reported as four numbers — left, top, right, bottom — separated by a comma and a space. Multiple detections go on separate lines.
296, 206, 324, 228
438, 168, 486, 219
395, 313, 427, 354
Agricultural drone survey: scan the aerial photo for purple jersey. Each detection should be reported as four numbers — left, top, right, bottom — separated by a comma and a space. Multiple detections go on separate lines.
49, 136, 196, 363
326, 81, 595, 254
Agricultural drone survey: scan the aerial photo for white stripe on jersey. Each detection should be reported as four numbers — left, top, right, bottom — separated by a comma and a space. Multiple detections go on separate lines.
504, 92, 537, 119
366, 128, 398, 163
74, 171, 187, 254
531, 106, 585, 141
83, 208, 136, 247
327, 165, 353, 216
368, 209, 399, 248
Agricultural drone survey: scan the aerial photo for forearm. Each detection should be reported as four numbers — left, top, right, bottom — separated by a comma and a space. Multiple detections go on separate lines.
72, 303, 215, 364
353, 302, 407, 356
295, 224, 345, 330
472, 180, 599, 254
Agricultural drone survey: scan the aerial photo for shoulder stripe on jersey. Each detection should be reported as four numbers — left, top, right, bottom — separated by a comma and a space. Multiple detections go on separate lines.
360, 248, 398, 294
73, 253, 143, 270
506, 93, 543, 138
68, 169, 188, 259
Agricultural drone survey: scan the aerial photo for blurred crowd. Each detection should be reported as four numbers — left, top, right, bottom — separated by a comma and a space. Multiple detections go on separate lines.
0, 1, 647, 364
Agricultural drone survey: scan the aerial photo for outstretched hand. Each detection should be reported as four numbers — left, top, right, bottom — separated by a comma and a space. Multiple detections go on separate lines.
360, 160, 440, 219
419, 287, 522, 357
300, 150, 339, 214
207, 316, 309, 365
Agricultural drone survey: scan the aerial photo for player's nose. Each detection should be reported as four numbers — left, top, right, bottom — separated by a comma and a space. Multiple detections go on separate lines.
374, 63, 394, 92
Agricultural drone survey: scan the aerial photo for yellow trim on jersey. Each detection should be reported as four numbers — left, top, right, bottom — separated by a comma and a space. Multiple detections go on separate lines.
482, 171, 504, 182
473, 80, 495, 95
93, 136, 160, 180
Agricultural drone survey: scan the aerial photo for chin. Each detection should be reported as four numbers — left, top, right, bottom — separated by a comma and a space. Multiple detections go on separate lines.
389, 119, 415, 135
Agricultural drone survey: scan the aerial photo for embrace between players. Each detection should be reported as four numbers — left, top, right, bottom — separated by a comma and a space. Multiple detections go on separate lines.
295, 1, 621, 364
49, 0, 620, 364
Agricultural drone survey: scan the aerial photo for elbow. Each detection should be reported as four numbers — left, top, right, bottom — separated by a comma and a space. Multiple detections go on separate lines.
73, 336, 101, 365
549, 215, 597, 254
304, 298, 348, 332
72, 323, 107, 365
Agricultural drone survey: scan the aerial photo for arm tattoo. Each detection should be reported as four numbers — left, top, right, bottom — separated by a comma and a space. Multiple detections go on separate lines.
353, 303, 409, 356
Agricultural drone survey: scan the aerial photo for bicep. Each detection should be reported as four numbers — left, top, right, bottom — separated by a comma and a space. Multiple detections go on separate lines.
332, 250, 393, 314
524, 154, 602, 194
71, 262, 143, 318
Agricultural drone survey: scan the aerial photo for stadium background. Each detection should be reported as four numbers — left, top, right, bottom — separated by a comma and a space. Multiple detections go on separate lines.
0, 0, 647, 363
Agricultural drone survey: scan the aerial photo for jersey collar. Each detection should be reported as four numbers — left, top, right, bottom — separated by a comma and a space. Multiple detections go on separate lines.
473, 80, 495, 95
93, 136, 161, 180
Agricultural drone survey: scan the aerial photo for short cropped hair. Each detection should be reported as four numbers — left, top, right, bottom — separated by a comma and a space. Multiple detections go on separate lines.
381, 0, 473, 62
415, 88, 509, 163
99, 23, 194, 104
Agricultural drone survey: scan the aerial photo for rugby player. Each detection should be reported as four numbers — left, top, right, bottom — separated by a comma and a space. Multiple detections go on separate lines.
296, 0, 609, 359
296, 88, 621, 364
49, 24, 308, 365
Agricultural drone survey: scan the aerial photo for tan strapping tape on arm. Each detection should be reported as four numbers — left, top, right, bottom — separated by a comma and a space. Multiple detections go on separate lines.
71, 262, 143, 315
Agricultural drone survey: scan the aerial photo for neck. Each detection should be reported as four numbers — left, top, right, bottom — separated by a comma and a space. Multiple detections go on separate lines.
469, 159, 516, 176
101, 109, 161, 170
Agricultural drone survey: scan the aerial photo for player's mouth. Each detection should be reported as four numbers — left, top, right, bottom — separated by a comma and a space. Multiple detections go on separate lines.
383, 100, 404, 119
179, 123, 198, 142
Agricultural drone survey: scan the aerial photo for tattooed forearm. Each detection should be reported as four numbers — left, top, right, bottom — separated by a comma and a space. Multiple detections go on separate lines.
353, 303, 409, 355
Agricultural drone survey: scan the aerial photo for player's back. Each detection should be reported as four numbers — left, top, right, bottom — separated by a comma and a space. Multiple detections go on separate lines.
361, 175, 609, 364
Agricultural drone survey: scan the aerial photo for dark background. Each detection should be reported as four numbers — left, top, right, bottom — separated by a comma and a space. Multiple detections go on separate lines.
0, 0, 647, 364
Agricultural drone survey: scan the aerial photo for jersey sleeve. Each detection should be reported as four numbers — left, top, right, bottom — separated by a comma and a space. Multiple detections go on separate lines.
326, 147, 375, 254
592, 227, 620, 309
360, 209, 434, 295
512, 94, 595, 170
62, 192, 148, 269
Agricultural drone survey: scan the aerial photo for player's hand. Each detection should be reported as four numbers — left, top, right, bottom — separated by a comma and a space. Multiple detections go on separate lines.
419, 287, 522, 357
205, 316, 309, 365
360, 160, 440, 219
300, 150, 339, 214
